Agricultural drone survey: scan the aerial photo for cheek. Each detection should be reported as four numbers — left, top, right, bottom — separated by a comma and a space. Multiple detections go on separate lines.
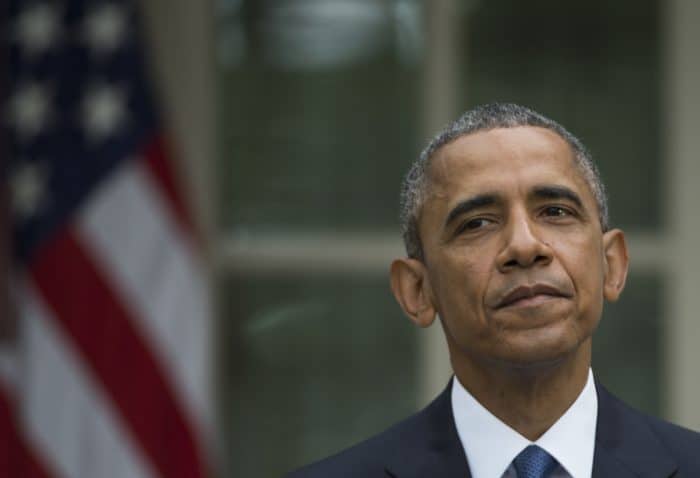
553, 230, 604, 272
555, 235, 607, 310
440, 250, 491, 289
431, 253, 491, 317
432, 259, 494, 351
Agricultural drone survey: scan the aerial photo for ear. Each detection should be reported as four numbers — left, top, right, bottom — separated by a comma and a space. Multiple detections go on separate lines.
601, 228, 629, 302
389, 258, 438, 328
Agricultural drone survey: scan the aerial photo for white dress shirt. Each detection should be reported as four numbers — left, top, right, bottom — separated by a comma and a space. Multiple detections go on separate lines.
451, 369, 597, 478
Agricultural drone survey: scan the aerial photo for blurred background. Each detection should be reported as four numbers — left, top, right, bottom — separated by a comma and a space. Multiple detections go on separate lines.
4, 0, 700, 477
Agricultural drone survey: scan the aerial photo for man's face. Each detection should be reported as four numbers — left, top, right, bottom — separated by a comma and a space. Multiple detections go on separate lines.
415, 126, 625, 367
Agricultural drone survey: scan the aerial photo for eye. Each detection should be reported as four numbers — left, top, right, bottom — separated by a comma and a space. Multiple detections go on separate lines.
541, 205, 575, 218
457, 217, 492, 234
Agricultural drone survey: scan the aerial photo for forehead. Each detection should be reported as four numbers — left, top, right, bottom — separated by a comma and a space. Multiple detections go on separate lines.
425, 126, 592, 205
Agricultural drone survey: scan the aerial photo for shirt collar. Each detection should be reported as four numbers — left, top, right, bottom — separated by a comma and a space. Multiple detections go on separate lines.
451, 369, 597, 478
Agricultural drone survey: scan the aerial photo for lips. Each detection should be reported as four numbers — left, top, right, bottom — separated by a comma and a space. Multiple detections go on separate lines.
495, 283, 572, 309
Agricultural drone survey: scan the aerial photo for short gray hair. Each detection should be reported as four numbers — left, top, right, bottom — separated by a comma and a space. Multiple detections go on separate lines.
399, 103, 609, 261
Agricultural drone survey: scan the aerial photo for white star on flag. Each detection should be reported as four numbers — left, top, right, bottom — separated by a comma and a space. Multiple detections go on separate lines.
81, 84, 128, 143
7, 82, 52, 140
13, 3, 62, 57
83, 4, 129, 55
11, 161, 48, 219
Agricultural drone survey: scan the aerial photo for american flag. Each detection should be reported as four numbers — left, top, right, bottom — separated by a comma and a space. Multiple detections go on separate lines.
2, 1, 212, 477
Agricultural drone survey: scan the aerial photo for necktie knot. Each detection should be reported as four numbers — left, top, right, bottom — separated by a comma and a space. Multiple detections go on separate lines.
513, 445, 558, 478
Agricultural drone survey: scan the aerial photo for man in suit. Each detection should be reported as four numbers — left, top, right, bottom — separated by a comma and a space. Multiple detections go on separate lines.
287, 103, 700, 477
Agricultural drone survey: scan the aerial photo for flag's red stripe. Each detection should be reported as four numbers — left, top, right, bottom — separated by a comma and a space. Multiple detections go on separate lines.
142, 136, 202, 247
29, 229, 206, 478
0, 386, 53, 478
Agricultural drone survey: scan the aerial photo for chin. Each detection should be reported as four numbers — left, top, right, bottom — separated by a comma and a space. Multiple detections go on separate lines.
498, 349, 573, 370
493, 327, 586, 369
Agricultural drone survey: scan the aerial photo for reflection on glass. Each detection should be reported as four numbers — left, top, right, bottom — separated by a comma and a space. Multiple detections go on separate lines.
221, 275, 418, 477
218, 0, 422, 233
261, 1, 392, 70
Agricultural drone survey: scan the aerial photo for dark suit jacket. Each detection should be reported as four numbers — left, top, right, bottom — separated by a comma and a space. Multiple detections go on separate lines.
286, 381, 700, 477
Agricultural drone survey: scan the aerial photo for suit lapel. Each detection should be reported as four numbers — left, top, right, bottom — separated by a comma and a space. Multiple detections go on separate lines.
593, 382, 677, 478
384, 381, 471, 478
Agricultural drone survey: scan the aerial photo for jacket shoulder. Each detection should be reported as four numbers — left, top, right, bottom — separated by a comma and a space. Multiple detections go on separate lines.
645, 412, 700, 469
600, 386, 700, 473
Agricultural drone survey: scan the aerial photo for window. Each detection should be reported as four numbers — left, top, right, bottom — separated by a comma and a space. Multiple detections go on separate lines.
141, 0, 700, 475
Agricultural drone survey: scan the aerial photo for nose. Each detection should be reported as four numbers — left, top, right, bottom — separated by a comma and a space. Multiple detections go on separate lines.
496, 210, 552, 272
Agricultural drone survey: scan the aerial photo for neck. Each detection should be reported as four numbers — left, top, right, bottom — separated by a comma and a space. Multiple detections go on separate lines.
451, 340, 591, 441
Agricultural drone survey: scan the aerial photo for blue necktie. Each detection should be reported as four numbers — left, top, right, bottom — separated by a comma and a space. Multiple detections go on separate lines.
513, 445, 558, 478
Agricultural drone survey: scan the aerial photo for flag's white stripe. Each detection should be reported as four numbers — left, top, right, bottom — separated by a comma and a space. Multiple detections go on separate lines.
18, 282, 156, 478
0, 344, 19, 393
77, 158, 211, 436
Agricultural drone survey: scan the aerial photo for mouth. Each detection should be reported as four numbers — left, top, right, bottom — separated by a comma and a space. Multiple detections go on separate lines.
495, 283, 572, 309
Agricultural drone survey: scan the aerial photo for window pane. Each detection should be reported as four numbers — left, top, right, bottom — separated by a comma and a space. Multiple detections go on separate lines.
218, 0, 422, 232
220, 274, 418, 477
593, 273, 663, 415
465, 0, 661, 230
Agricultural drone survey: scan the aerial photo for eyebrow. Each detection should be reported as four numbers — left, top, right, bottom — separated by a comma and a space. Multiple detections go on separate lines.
443, 185, 586, 230
444, 194, 498, 229
531, 185, 584, 209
